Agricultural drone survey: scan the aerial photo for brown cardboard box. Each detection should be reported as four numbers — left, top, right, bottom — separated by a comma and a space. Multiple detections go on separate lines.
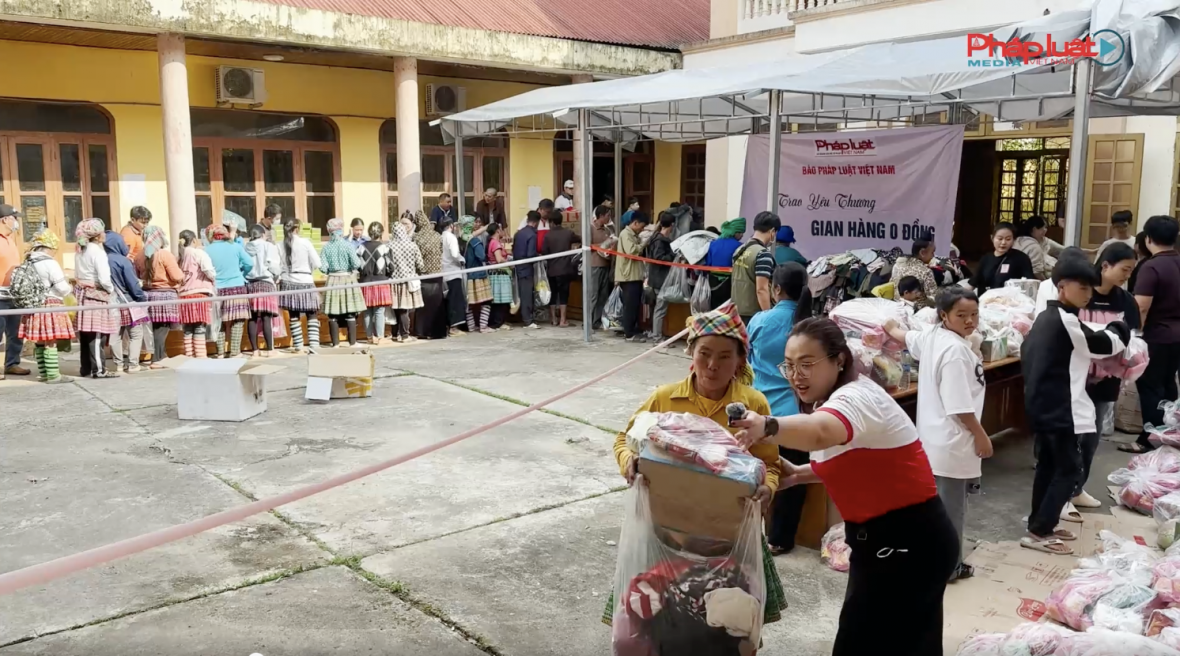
305, 349, 376, 401
1074, 511, 1158, 557
638, 449, 755, 543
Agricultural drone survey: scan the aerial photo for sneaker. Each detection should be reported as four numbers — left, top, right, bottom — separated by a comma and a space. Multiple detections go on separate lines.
448, 328, 464, 337
5, 365, 31, 376
525, 323, 540, 330
125, 365, 142, 374
626, 335, 648, 343
46, 375, 74, 385
1072, 490, 1102, 509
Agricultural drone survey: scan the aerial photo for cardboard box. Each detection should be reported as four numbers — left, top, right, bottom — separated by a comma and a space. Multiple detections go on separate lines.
176, 358, 284, 422
305, 349, 375, 401
1075, 511, 1158, 557
637, 443, 759, 543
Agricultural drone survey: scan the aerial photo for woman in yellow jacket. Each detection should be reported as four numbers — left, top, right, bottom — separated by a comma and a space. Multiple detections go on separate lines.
605, 303, 788, 627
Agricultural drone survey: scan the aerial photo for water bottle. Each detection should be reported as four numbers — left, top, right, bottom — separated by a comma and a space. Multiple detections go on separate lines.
901, 360, 912, 390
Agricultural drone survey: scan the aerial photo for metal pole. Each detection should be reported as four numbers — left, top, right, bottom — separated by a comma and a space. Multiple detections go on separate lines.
454, 134, 466, 218
766, 90, 783, 214
614, 139, 623, 232
1064, 59, 1092, 248
579, 109, 594, 343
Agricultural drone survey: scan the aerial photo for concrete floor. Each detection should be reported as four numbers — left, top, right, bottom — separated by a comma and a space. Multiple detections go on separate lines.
0, 326, 1134, 656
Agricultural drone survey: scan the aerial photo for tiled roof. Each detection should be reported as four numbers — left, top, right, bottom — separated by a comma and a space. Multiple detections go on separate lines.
259, 0, 709, 49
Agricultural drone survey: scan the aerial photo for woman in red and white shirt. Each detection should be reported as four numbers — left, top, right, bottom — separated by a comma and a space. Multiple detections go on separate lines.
734, 317, 958, 656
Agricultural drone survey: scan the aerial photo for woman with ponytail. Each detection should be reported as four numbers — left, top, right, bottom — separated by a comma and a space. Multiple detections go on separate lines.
176, 229, 216, 358
746, 262, 812, 554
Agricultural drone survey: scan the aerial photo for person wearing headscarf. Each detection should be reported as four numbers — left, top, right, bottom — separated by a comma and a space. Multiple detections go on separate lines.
101, 229, 148, 373
462, 215, 494, 333
205, 222, 253, 358
359, 221, 395, 345
773, 225, 808, 267
704, 217, 746, 310
140, 225, 183, 367
244, 223, 282, 356
320, 217, 366, 347
485, 221, 513, 330
279, 218, 322, 352
177, 229, 216, 358
412, 209, 447, 340
74, 219, 117, 377
17, 230, 74, 383
388, 213, 425, 343
604, 303, 786, 628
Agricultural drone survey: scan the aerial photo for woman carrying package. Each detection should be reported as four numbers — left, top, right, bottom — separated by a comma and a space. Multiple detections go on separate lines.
747, 262, 812, 555
607, 304, 787, 628
885, 287, 991, 582
17, 230, 74, 383
733, 317, 957, 656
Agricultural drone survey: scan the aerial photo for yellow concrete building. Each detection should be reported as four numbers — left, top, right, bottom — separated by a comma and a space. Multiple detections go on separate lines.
0, 0, 709, 264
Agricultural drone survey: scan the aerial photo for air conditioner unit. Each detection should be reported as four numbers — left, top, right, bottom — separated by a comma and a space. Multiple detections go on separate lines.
425, 84, 466, 117
216, 66, 267, 106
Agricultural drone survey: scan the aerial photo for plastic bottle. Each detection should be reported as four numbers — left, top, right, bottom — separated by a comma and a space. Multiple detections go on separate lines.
901, 360, 912, 390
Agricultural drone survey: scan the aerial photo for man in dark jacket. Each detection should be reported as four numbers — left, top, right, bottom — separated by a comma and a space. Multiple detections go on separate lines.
644, 212, 677, 340
1021, 257, 1130, 553
474, 188, 506, 226
540, 213, 581, 327
512, 211, 540, 329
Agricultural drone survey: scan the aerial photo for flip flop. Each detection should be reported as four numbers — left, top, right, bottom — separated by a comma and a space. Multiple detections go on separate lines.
1020, 537, 1074, 556
1119, 443, 1150, 454
1060, 502, 1083, 524
1049, 528, 1077, 541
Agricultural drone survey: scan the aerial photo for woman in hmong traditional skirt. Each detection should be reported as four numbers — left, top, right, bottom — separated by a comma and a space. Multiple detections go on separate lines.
319, 217, 366, 347
485, 222, 514, 330
177, 230, 216, 358
462, 216, 494, 333
279, 218, 322, 352
205, 223, 253, 358
140, 225, 183, 367
359, 221, 395, 345
244, 224, 282, 356
388, 216, 424, 343
17, 230, 74, 383
73, 219, 118, 378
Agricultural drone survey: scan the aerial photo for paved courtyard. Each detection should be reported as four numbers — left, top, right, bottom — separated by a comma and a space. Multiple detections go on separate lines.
0, 326, 1130, 656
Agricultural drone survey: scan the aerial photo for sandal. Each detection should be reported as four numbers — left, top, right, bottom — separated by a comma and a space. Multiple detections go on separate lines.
1060, 502, 1084, 524
954, 563, 975, 580
1020, 537, 1074, 555
1119, 443, 1150, 454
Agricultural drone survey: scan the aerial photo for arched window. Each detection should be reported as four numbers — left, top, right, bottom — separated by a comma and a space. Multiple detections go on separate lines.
190, 109, 339, 236
380, 120, 506, 222
0, 99, 115, 246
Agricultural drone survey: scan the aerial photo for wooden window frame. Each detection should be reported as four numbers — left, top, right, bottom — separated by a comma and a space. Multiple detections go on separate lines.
192, 137, 340, 239
380, 145, 508, 223
680, 144, 706, 210
0, 132, 118, 254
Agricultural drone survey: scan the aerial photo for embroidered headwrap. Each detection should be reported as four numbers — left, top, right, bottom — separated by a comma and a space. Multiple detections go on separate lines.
28, 229, 60, 253
74, 218, 105, 251
205, 224, 230, 242
326, 217, 345, 237
142, 225, 168, 259
719, 218, 746, 240
686, 302, 754, 385
458, 215, 476, 241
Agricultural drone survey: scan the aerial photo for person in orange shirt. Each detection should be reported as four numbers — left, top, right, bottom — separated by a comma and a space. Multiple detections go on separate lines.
120, 205, 152, 267
0, 204, 30, 377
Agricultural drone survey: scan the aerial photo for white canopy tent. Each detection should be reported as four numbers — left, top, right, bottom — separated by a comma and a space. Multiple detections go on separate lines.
437, 0, 1180, 341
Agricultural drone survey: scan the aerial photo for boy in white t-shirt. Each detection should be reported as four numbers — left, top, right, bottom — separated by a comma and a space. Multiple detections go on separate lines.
886, 286, 991, 580
1089, 210, 1135, 262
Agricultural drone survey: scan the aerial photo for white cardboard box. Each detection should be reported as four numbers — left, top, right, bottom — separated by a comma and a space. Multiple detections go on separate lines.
305, 349, 375, 401
176, 358, 284, 422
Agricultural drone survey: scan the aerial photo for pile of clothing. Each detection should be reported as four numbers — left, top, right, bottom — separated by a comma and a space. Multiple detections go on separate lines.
977, 286, 1036, 358
958, 624, 1180, 655
1146, 403, 1180, 449
625, 412, 766, 489
806, 248, 904, 316
828, 297, 915, 391
1111, 444, 1180, 516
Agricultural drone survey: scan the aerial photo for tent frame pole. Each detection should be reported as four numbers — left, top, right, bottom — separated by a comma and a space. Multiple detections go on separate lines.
454, 135, 466, 218
579, 109, 594, 343
1064, 59, 1093, 248
766, 90, 783, 216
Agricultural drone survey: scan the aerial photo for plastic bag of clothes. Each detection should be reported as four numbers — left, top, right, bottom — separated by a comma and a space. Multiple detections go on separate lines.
1094, 336, 1150, 383
1078, 530, 1159, 586
955, 622, 1072, 656
1148, 402, 1180, 448
820, 524, 850, 573
610, 483, 766, 656
644, 413, 765, 482
1109, 468, 1180, 515
534, 261, 551, 307
828, 297, 911, 350
1089, 580, 1159, 633
1047, 569, 1121, 630
1132, 447, 1180, 475
605, 287, 624, 330
1004, 278, 1041, 301
1147, 608, 1180, 649
658, 261, 693, 304
1156, 490, 1180, 525
690, 275, 712, 315
1153, 557, 1180, 604
1056, 628, 1180, 656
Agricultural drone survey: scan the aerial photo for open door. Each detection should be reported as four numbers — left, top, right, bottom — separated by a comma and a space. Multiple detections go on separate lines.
1082, 134, 1143, 249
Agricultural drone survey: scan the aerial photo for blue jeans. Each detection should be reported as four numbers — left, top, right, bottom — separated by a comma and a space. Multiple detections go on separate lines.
0, 298, 23, 369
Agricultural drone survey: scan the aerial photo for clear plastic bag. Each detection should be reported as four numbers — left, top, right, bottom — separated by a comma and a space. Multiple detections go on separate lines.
644, 413, 765, 484
1056, 628, 1180, 656
820, 523, 850, 573
999, 622, 1072, 655
605, 286, 624, 329
1147, 608, 1180, 646
979, 286, 1036, 316
955, 633, 1005, 656
1109, 468, 1180, 515
828, 297, 912, 351
658, 262, 692, 304
690, 274, 712, 315
1131, 447, 1180, 475
610, 483, 766, 656
1094, 336, 1150, 383
534, 261, 551, 307
1089, 582, 1159, 634
1153, 557, 1180, 604
1148, 402, 1180, 448
1077, 530, 1160, 586
1160, 518, 1180, 550
1046, 569, 1119, 630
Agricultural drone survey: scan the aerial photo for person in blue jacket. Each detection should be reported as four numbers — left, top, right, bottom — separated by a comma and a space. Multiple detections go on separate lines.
747, 261, 813, 554
103, 230, 149, 373
205, 223, 254, 358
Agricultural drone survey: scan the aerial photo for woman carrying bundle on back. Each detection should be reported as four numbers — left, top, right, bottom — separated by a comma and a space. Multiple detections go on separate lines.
359, 221, 395, 345
278, 218, 322, 352
244, 224, 282, 357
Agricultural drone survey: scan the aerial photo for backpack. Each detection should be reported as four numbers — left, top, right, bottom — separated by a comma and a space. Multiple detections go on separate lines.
9, 257, 48, 309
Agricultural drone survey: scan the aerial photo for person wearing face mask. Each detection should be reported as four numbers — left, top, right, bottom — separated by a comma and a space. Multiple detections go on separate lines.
0, 204, 29, 377
969, 222, 1035, 294
886, 287, 990, 582
732, 317, 958, 656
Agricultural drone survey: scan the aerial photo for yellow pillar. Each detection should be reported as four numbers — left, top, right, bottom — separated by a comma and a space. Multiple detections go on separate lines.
394, 57, 422, 216
157, 33, 197, 245
336, 117, 384, 224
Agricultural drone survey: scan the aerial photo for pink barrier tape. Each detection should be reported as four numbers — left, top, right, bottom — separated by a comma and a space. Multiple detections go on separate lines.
0, 326, 690, 596
0, 249, 587, 317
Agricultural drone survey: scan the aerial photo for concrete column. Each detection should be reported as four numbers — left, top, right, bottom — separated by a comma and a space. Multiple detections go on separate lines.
571, 74, 593, 208
157, 33, 197, 245
395, 57, 423, 215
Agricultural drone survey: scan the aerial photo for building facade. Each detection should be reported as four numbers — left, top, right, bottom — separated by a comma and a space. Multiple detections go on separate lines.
686, 0, 1179, 255
0, 0, 707, 266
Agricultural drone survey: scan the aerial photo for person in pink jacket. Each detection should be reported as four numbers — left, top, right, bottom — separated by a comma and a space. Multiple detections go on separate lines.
176, 229, 217, 358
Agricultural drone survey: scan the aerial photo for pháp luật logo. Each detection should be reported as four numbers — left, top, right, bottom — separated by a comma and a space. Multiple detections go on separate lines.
814, 138, 876, 157
965, 31, 1125, 68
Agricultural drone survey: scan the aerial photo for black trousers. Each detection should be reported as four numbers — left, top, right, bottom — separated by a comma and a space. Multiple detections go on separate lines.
1028, 431, 1083, 537
517, 276, 535, 325
445, 278, 467, 327
78, 332, 105, 377
767, 447, 811, 550
619, 280, 644, 338
1074, 429, 1101, 498
415, 279, 447, 339
1137, 341, 1180, 449
834, 497, 958, 656
488, 303, 509, 329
